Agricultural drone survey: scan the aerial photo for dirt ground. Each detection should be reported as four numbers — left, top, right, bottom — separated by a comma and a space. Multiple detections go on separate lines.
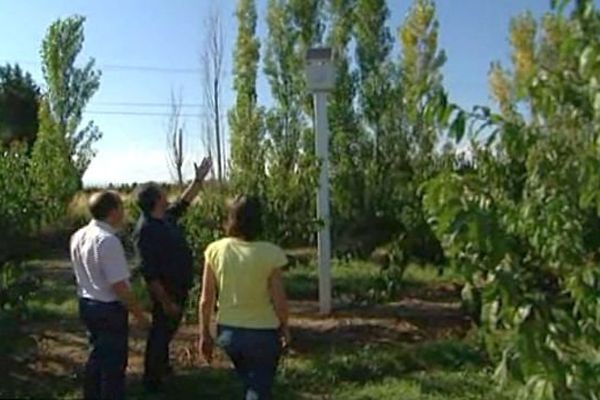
2, 259, 471, 399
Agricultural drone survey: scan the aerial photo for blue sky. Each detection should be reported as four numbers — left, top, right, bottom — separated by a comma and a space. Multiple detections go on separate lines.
0, 0, 570, 186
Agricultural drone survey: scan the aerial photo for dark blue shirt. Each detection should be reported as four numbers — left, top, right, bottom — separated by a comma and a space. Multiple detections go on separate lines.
133, 200, 194, 297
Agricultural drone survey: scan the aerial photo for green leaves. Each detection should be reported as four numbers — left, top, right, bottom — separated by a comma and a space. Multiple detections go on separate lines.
30, 99, 79, 224
493, 349, 511, 388
550, 0, 571, 14
0, 64, 40, 147
0, 16, 98, 263
230, 0, 266, 193
449, 110, 466, 143
41, 15, 101, 179
422, 2, 600, 398
0, 144, 40, 263
520, 376, 555, 400
579, 46, 594, 76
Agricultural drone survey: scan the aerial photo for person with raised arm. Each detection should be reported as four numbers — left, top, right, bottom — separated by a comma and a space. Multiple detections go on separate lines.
133, 157, 212, 392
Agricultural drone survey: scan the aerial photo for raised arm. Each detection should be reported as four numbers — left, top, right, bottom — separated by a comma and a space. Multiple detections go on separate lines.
180, 157, 212, 204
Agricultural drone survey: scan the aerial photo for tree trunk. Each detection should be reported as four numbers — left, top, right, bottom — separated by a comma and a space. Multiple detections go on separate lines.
177, 128, 184, 186
214, 78, 222, 181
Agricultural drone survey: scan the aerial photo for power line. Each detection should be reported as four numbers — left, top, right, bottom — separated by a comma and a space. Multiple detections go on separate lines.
1, 59, 201, 74
84, 110, 205, 117
102, 64, 201, 74
92, 101, 207, 108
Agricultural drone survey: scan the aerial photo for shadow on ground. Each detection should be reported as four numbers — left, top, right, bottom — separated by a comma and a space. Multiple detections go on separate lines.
1, 258, 495, 400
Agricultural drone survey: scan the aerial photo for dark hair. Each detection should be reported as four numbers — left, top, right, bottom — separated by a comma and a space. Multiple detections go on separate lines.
225, 195, 262, 241
89, 191, 122, 220
135, 182, 163, 215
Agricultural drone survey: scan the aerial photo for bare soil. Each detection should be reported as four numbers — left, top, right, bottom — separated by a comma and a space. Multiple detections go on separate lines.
1, 259, 470, 398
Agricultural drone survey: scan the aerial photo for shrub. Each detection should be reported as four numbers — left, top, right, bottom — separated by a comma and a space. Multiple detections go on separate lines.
424, 2, 600, 397
0, 262, 41, 316
182, 184, 229, 259
0, 144, 39, 263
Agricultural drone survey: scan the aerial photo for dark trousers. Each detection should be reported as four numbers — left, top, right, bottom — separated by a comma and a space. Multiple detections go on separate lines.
217, 325, 282, 400
79, 298, 129, 400
143, 294, 186, 388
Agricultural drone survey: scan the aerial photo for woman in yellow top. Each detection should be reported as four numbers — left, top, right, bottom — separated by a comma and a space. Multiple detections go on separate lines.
199, 195, 290, 400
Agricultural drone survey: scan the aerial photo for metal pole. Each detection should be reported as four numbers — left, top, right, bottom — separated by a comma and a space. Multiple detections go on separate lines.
314, 91, 332, 315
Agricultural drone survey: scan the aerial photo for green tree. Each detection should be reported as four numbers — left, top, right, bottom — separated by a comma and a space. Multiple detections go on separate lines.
354, 0, 392, 171
229, 0, 266, 192
41, 15, 102, 180
390, 0, 448, 265
0, 64, 40, 147
399, 0, 447, 167
348, 0, 417, 262
489, 61, 516, 118
264, 0, 323, 168
0, 144, 38, 263
263, 0, 323, 245
30, 99, 79, 223
510, 12, 537, 97
353, 0, 402, 225
424, 1, 600, 398
327, 0, 370, 244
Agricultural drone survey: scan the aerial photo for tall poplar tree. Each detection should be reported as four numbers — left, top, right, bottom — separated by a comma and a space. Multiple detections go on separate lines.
229, 0, 266, 192
328, 0, 369, 235
263, 0, 323, 244
40, 15, 102, 181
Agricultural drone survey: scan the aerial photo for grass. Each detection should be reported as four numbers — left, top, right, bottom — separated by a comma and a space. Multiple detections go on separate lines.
278, 338, 514, 399
122, 339, 512, 400
1, 340, 513, 400
16, 259, 152, 321
98, 339, 509, 400
17, 259, 462, 318
0, 257, 515, 399
285, 261, 463, 303
332, 370, 508, 400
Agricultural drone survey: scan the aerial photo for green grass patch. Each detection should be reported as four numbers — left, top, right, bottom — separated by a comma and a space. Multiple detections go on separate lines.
273, 338, 510, 399
285, 260, 381, 301
0, 336, 513, 400
285, 261, 463, 303
21, 262, 150, 321
280, 339, 484, 389
120, 339, 509, 400
333, 370, 512, 400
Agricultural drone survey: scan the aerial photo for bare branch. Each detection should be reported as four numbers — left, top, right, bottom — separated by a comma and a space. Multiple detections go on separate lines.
200, 5, 225, 181
166, 88, 186, 186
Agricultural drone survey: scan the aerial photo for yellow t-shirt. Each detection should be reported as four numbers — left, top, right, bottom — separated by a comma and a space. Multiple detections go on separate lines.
204, 237, 288, 329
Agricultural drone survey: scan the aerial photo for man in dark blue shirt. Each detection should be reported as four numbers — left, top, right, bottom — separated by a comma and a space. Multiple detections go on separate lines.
133, 157, 211, 392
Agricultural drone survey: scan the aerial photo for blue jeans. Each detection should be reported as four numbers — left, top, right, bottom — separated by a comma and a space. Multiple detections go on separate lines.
79, 298, 129, 400
217, 325, 282, 400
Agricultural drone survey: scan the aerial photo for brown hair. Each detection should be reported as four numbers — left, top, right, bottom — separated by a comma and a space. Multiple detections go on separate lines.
89, 191, 122, 220
134, 182, 163, 216
224, 195, 262, 241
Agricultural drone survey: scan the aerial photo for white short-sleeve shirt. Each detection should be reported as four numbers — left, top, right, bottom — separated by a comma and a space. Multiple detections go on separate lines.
70, 219, 131, 302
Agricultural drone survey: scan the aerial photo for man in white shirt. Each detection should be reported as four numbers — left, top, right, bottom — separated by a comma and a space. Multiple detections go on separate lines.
71, 191, 149, 400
